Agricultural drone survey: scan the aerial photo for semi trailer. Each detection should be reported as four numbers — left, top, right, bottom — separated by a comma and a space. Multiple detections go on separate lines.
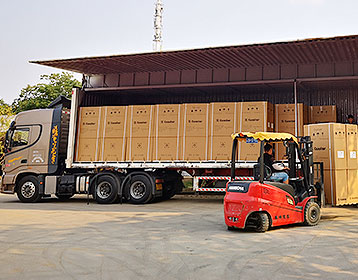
0, 89, 257, 204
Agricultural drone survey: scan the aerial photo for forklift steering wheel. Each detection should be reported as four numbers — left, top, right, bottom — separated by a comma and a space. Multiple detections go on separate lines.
265, 165, 272, 179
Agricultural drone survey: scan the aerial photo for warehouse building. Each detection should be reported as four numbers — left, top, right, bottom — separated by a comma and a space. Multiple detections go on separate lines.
33, 35, 358, 125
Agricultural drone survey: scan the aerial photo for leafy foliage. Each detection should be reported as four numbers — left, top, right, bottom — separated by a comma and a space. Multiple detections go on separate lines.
12, 72, 81, 113
0, 99, 14, 159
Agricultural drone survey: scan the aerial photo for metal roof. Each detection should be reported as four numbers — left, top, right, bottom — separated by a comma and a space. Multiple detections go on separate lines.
31, 35, 358, 75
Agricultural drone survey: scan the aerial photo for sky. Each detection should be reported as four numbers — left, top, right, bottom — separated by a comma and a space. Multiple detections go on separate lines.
0, 0, 357, 104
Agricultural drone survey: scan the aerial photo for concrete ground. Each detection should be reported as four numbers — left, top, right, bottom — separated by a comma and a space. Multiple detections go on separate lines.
0, 193, 357, 280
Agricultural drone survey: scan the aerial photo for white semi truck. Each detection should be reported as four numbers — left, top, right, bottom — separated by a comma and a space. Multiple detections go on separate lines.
0, 89, 255, 204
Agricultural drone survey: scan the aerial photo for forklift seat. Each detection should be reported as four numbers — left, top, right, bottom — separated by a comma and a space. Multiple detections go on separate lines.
264, 181, 295, 198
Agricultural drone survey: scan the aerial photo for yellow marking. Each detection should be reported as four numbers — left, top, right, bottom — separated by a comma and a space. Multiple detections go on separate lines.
8, 156, 22, 163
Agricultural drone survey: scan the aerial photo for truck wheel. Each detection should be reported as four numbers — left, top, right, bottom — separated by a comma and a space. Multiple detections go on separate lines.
93, 175, 118, 204
126, 175, 153, 204
163, 180, 183, 200
254, 212, 270, 232
55, 194, 73, 201
304, 201, 320, 226
16, 175, 41, 203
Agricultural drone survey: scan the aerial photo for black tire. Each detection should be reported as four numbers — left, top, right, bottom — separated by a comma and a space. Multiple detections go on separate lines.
55, 194, 73, 201
125, 175, 153, 204
227, 226, 235, 231
93, 175, 119, 204
255, 212, 270, 232
304, 201, 320, 226
16, 175, 41, 203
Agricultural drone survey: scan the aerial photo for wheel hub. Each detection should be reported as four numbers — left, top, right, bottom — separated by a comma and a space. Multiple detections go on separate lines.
21, 182, 36, 198
130, 181, 146, 199
96, 182, 112, 199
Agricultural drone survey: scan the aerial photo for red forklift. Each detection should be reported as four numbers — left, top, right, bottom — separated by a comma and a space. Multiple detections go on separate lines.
224, 132, 324, 232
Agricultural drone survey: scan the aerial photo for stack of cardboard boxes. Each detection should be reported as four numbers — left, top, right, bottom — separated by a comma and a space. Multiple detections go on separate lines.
126, 105, 155, 161
153, 104, 182, 161
275, 104, 308, 159
304, 123, 358, 205
346, 124, 358, 204
239, 102, 274, 161
75, 107, 102, 162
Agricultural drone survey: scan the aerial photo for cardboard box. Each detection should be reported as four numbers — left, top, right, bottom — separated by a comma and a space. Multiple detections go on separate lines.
347, 169, 358, 204
127, 105, 156, 137
98, 138, 126, 162
275, 104, 307, 135
324, 169, 348, 206
309, 105, 337, 124
182, 103, 210, 137
153, 137, 182, 161
346, 124, 358, 169
154, 104, 182, 137
208, 135, 233, 161
75, 138, 99, 162
181, 136, 208, 161
210, 102, 240, 136
275, 103, 308, 159
304, 123, 347, 170
126, 137, 153, 162
240, 101, 274, 132
239, 102, 274, 161
77, 107, 102, 138
100, 106, 128, 138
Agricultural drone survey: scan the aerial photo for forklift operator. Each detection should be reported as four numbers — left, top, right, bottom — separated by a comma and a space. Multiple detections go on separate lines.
262, 143, 289, 184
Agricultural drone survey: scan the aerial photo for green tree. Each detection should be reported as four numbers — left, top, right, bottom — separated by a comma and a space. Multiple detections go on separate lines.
12, 72, 81, 113
0, 99, 14, 160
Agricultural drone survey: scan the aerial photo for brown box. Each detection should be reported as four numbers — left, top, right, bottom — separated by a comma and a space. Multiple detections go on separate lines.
347, 169, 358, 204
324, 169, 348, 206
346, 124, 358, 169
154, 104, 182, 137
240, 101, 274, 132
75, 138, 100, 162
208, 135, 233, 161
275, 103, 308, 159
309, 105, 337, 124
210, 102, 240, 136
239, 101, 274, 161
181, 136, 208, 161
182, 103, 210, 137
77, 107, 102, 138
127, 105, 156, 137
98, 138, 126, 162
153, 137, 182, 161
100, 106, 128, 138
304, 123, 347, 170
126, 137, 153, 161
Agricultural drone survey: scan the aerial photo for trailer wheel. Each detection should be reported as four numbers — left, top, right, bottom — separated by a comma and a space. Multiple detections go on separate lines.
304, 201, 320, 226
93, 175, 118, 204
126, 175, 153, 204
16, 175, 41, 203
254, 212, 270, 232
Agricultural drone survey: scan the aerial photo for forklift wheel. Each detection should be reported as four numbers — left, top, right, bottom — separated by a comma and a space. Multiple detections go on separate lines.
304, 201, 321, 226
254, 212, 270, 232
227, 226, 235, 231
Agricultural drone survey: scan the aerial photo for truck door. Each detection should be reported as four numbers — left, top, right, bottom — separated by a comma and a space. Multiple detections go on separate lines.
3, 126, 31, 177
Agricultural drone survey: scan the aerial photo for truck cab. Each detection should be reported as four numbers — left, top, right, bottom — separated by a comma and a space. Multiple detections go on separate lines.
1, 106, 69, 199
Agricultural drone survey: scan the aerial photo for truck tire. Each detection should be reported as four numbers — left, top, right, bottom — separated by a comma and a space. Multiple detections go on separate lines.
255, 212, 270, 232
126, 175, 153, 204
16, 175, 41, 203
303, 201, 320, 226
55, 194, 73, 201
93, 175, 118, 204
